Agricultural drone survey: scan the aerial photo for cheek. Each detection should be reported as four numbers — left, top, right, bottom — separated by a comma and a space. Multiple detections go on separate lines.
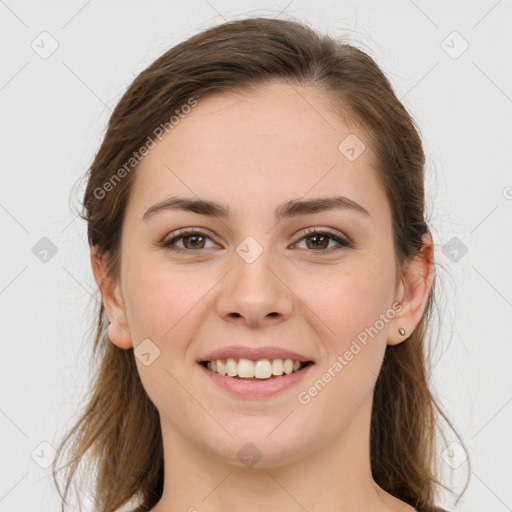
123, 264, 210, 399
296, 264, 393, 428
300, 257, 395, 420
123, 260, 216, 346
125, 275, 175, 340
299, 257, 396, 348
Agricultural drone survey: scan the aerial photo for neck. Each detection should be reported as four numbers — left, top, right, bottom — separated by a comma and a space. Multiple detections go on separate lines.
150, 396, 412, 512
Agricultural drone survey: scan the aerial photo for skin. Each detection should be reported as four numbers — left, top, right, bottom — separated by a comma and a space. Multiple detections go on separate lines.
92, 81, 434, 512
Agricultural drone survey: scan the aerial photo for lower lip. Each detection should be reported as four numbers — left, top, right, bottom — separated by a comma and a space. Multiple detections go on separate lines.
198, 363, 315, 398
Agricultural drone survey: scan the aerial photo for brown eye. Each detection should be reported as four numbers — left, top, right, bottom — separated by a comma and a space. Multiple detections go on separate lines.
161, 228, 352, 254
161, 229, 216, 252
304, 233, 330, 250
181, 234, 206, 249
294, 229, 352, 253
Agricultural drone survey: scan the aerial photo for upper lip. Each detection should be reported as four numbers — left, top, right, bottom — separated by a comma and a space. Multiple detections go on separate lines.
199, 345, 314, 363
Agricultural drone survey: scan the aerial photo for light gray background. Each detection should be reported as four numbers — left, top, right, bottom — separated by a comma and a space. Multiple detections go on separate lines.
1, 1, 511, 511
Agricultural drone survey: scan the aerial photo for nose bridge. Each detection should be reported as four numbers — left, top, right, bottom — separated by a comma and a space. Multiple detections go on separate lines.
217, 233, 293, 323
233, 234, 278, 298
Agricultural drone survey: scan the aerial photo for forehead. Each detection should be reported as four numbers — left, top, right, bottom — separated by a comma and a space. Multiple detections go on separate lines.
143, 82, 372, 167
130, 82, 390, 224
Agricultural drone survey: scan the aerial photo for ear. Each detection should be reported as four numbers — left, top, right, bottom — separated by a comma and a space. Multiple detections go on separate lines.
90, 246, 133, 349
388, 233, 435, 346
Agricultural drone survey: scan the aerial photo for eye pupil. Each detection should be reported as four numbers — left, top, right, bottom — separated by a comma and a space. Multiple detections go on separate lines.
184, 235, 205, 249
307, 234, 329, 250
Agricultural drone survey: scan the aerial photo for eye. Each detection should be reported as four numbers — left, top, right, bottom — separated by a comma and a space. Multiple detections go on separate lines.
160, 228, 217, 252
292, 228, 352, 253
160, 227, 352, 254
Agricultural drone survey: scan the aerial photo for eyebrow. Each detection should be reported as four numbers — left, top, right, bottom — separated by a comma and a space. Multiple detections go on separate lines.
142, 195, 371, 222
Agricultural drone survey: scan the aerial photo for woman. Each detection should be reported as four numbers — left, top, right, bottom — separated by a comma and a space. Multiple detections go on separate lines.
52, 16, 469, 512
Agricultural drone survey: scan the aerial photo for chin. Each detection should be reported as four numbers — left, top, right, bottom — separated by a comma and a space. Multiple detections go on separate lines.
200, 426, 310, 469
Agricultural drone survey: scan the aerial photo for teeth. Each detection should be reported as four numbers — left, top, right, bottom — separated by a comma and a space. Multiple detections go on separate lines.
204, 358, 308, 379
238, 358, 255, 378
254, 359, 272, 379
271, 359, 284, 375
283, 359, 294, 374
217, 360, 227, 376
226, 358, 237, 377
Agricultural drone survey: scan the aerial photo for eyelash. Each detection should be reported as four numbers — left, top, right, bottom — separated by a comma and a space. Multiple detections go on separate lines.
160, 228, 353, 254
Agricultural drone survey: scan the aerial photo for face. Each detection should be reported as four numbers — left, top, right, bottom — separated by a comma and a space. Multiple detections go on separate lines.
100, 81, 412, 468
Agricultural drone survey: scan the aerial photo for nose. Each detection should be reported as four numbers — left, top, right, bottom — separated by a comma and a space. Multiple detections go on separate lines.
216, 243, 293, 328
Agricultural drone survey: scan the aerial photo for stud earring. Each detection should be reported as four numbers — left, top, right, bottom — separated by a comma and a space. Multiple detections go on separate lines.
398, 327, 406, 336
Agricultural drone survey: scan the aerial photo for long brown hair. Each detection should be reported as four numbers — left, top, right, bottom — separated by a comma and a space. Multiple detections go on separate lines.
52, 16, 470, 512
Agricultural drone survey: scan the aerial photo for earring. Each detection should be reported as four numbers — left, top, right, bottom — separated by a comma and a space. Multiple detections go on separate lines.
398, 327, 406, 336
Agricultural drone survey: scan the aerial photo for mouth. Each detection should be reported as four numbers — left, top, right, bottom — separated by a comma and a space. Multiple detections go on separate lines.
199, 358, 314, 380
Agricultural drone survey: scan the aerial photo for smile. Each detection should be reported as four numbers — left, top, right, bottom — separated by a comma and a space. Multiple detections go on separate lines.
201, 357, 313, 379
199, 358, 315, 398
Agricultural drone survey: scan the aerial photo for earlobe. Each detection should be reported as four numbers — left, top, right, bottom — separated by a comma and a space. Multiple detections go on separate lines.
90, 246, 133, 350
388, 296, 409, 346
388, 233, 435, 346
106, 318, 133, 350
